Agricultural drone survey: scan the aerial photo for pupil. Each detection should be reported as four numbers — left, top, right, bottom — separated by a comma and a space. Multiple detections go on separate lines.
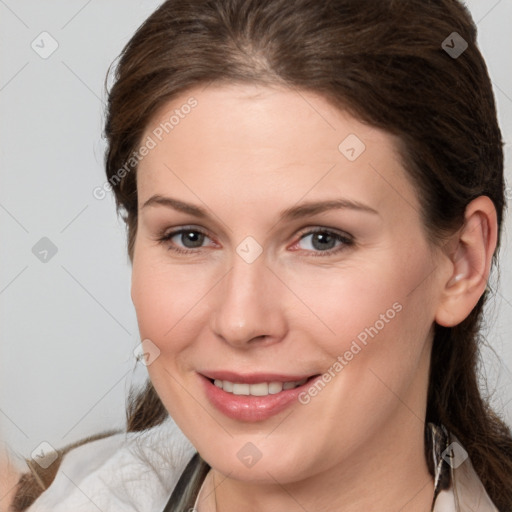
183, 231, 203, 248
312, 232, 334, 251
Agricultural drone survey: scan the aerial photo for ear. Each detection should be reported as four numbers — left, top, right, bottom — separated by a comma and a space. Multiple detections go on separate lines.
435, 196, 498, 327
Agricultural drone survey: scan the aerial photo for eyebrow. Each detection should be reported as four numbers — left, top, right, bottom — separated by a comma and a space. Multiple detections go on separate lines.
142, 194, 379, 221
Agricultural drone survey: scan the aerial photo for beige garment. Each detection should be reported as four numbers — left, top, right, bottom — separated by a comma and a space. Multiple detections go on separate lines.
429, 424, 498, 512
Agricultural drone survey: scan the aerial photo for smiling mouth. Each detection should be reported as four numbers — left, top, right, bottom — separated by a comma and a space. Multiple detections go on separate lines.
207, 375, 319, 396
201, 373, 323, 421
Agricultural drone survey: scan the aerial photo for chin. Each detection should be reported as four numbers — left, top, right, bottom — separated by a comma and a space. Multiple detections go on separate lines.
201, 442, 315, 484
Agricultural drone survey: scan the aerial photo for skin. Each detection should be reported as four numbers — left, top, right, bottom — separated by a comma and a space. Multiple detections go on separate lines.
130, 83, 497, 512
0, 445, 21, 512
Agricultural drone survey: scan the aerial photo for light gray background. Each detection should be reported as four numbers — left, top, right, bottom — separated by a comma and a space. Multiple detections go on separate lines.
1, 0, 511, 460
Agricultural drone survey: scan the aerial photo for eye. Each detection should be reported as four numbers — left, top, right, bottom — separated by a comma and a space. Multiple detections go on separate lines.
293, 228, 354, 257
155, 226, 214, 254
155, 226, 354, 257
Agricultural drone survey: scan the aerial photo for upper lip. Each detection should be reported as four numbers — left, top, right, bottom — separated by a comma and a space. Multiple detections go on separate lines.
200, 370, 318, 384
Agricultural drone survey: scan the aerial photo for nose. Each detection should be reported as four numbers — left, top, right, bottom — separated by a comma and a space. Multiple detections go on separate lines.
210, 251, 287, 349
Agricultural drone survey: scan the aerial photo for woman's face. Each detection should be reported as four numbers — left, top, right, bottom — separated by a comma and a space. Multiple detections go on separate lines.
131, 83, 447, 484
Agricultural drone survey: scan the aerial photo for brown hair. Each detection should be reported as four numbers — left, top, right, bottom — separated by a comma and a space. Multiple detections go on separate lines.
12, 0, 512, 509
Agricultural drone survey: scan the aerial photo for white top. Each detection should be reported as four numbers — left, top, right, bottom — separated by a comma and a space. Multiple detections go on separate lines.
26, 417, 195, 512
25, 418, 499, 512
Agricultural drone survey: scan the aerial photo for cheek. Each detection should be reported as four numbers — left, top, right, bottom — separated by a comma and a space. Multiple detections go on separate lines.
131, 266, 173, 341
284, 260, 407, 345
290, 272, 432, 459
308, 247, 435, 377
130, 249, 212, 348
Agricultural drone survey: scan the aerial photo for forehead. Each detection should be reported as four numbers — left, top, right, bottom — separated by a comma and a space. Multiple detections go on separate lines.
136, 83, 420, 220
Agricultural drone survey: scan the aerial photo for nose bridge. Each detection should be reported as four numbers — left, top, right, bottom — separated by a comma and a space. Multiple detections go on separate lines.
210, 248, 285, 347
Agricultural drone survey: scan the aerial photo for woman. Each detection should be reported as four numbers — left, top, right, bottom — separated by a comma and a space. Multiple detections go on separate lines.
8, 0, 512, 510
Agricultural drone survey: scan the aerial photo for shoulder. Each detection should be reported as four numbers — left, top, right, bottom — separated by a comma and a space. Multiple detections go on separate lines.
22, 417, 196, 512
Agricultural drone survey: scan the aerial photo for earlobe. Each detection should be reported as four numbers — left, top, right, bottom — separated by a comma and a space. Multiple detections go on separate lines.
435, 196, 497, 328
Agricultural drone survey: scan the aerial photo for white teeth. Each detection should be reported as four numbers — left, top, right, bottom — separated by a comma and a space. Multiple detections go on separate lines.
249, 382, 269, 396
232, 383, 250, 395
212, 378, 308, 396
268, 382, 283, 394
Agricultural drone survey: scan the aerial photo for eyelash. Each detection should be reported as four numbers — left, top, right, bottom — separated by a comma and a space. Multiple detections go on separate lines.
154, 226, 354, 257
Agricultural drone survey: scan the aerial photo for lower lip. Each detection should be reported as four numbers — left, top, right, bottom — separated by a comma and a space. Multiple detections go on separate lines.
200, 374, 321, 422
